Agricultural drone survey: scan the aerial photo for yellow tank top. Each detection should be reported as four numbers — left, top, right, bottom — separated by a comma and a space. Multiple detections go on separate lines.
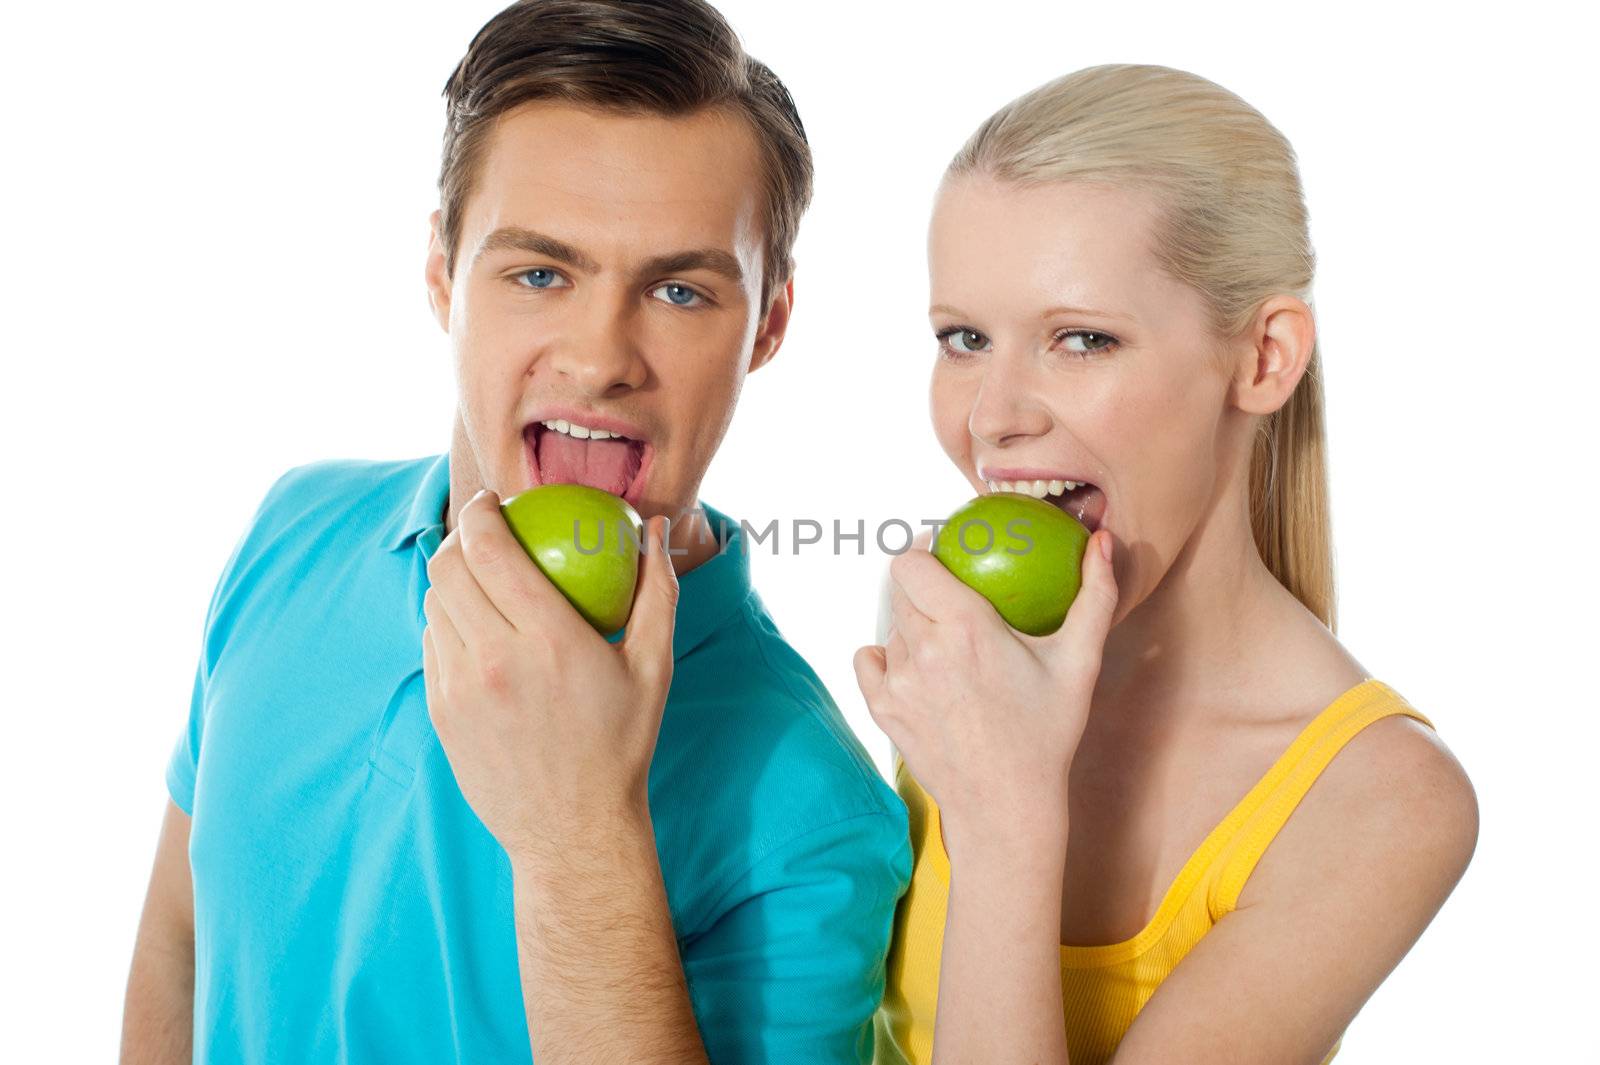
873, 677, 1435, 1065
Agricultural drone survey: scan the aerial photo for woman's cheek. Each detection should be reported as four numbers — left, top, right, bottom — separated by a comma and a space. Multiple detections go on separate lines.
928, 368, 976, 469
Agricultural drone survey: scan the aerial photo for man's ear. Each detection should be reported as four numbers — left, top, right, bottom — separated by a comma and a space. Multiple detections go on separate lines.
424, 209, 453, 334
748, 275, 794, 374
1230, 294, 1315, 416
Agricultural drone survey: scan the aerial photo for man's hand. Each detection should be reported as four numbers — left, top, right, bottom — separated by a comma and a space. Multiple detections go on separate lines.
422, 490, 707, 1063
421, 488, 679, 861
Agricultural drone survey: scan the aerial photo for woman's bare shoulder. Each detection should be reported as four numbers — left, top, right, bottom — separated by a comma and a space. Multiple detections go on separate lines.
1235, 677, 1479, 914
1230, 589, 1478, 908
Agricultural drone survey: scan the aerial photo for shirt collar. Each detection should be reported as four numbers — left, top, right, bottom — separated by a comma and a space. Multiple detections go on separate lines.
659, 502, 755, 661
381, 452, 753, 661
381, 452, 452, 554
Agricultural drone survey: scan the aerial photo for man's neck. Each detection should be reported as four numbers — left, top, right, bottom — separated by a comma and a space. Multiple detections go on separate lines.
663, 505, 723, 578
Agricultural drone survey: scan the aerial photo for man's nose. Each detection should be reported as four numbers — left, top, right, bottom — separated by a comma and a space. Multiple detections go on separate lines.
546, 292, 649, 397
967, 348, 1052, 446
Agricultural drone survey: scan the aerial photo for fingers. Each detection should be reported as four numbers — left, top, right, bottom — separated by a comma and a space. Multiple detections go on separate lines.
621, 516, 679, 694
421, 626, 447, 719
422, 584, 465, 654
886, 561, 935, 646
455, 488, 571, 632
888, 546, 985, 625
1041, 528, 1120, 671
885, 621, 911, 673
421, 615, 469, 743
854, 643, 911, 756
422, 625, 438, 707
852, 644, 887, 704
427, 528, 516, 650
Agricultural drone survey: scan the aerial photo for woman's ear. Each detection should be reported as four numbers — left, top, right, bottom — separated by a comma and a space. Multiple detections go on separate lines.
1230, 295, 1316, 416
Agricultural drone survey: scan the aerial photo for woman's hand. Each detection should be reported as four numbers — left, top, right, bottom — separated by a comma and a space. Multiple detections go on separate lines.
853, 526, 1119, 862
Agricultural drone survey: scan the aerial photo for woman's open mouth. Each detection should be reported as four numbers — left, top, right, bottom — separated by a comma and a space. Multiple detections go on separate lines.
982, 474, 1108, 533
524, 417, 653, 508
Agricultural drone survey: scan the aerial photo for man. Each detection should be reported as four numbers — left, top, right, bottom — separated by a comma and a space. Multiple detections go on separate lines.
119, 2, 910, 1062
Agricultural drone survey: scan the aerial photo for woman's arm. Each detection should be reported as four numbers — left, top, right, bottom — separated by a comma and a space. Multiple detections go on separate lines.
855, 528, 1120, 1065
872, 540, 1076, 1061
1109, 718, 1478, 1064
932, 815, 1075, 1065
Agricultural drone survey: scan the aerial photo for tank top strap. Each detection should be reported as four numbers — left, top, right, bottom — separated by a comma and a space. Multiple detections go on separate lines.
1207, 679, 1435, 920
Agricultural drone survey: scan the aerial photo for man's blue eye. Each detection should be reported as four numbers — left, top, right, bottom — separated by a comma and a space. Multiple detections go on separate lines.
652, 283, 701, 307
518, 268, 566, 289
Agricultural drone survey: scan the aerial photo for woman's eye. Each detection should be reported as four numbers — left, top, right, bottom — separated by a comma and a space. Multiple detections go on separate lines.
650, 282, 703, 308
938, 328, 990, 355
1060, 329, 1118, 354
514, 267, 569, 290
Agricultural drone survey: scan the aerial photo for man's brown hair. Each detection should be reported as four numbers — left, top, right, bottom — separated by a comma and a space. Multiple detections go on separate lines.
439, 0, 813, 311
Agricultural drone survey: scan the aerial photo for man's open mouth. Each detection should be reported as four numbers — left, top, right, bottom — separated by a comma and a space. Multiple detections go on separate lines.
524, 416, 652, 507
983, 475, 1108, 534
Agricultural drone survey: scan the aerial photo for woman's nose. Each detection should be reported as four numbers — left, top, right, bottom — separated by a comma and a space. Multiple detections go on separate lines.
967, 351, 1053, 446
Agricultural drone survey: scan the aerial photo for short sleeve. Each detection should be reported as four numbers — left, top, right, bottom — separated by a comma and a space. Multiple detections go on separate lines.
681, 808, 913, 1065
165, 658, 207, 814
163, 466, 305, 815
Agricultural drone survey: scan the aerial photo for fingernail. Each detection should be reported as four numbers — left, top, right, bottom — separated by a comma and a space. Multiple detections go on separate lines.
1099, 532, 1113, 562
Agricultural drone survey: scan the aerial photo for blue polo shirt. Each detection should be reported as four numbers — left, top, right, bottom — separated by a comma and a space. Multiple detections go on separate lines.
167, 452, 910, 1064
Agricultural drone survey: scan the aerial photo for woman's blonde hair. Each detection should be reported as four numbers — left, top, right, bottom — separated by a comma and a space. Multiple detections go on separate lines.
949, 64, 1336, 632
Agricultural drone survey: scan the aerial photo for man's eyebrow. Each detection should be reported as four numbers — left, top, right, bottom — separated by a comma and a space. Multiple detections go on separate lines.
472, 227, 745, 288
472, 227, 600, 272
638, 249, 745, 287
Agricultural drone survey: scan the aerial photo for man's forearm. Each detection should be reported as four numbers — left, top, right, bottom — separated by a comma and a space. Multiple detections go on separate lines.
509, 806, 710, 1065
119, 936, 194, 1065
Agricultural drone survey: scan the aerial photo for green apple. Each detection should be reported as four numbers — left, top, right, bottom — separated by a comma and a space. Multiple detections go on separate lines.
500, 484, 643, 635
931, 492, 1091, 636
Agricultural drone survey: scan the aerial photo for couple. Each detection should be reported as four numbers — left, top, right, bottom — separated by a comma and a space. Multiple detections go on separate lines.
120, 1, 1478, 1063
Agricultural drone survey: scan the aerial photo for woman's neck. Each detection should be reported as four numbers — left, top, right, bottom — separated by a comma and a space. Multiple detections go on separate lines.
1092, 487, 1294, 728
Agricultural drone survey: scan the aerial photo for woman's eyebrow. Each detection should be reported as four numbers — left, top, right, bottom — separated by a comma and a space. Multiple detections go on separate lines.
1037, 303, 1130, 321
929, 302, 1130, 320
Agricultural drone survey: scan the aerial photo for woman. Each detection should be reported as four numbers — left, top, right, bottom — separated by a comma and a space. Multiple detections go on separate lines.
854, 64, 1478, 1065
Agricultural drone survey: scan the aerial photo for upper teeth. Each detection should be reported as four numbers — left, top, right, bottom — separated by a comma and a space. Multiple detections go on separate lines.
984, 478, 1084, 499
540, 418, 623, 441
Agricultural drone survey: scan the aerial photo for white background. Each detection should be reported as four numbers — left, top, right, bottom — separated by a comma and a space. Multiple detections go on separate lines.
3, 1, 1596, 1060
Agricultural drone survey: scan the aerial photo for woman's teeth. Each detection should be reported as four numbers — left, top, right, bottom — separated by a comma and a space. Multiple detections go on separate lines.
539, 418, 624, 441
984, 478, 1085, 499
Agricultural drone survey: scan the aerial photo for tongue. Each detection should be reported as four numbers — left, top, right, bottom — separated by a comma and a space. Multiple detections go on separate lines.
1058, 484, 1107, 532
538, 431, 641, 496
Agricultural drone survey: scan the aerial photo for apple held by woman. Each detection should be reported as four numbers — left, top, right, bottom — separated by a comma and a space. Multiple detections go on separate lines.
932, 492, 1092, 637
